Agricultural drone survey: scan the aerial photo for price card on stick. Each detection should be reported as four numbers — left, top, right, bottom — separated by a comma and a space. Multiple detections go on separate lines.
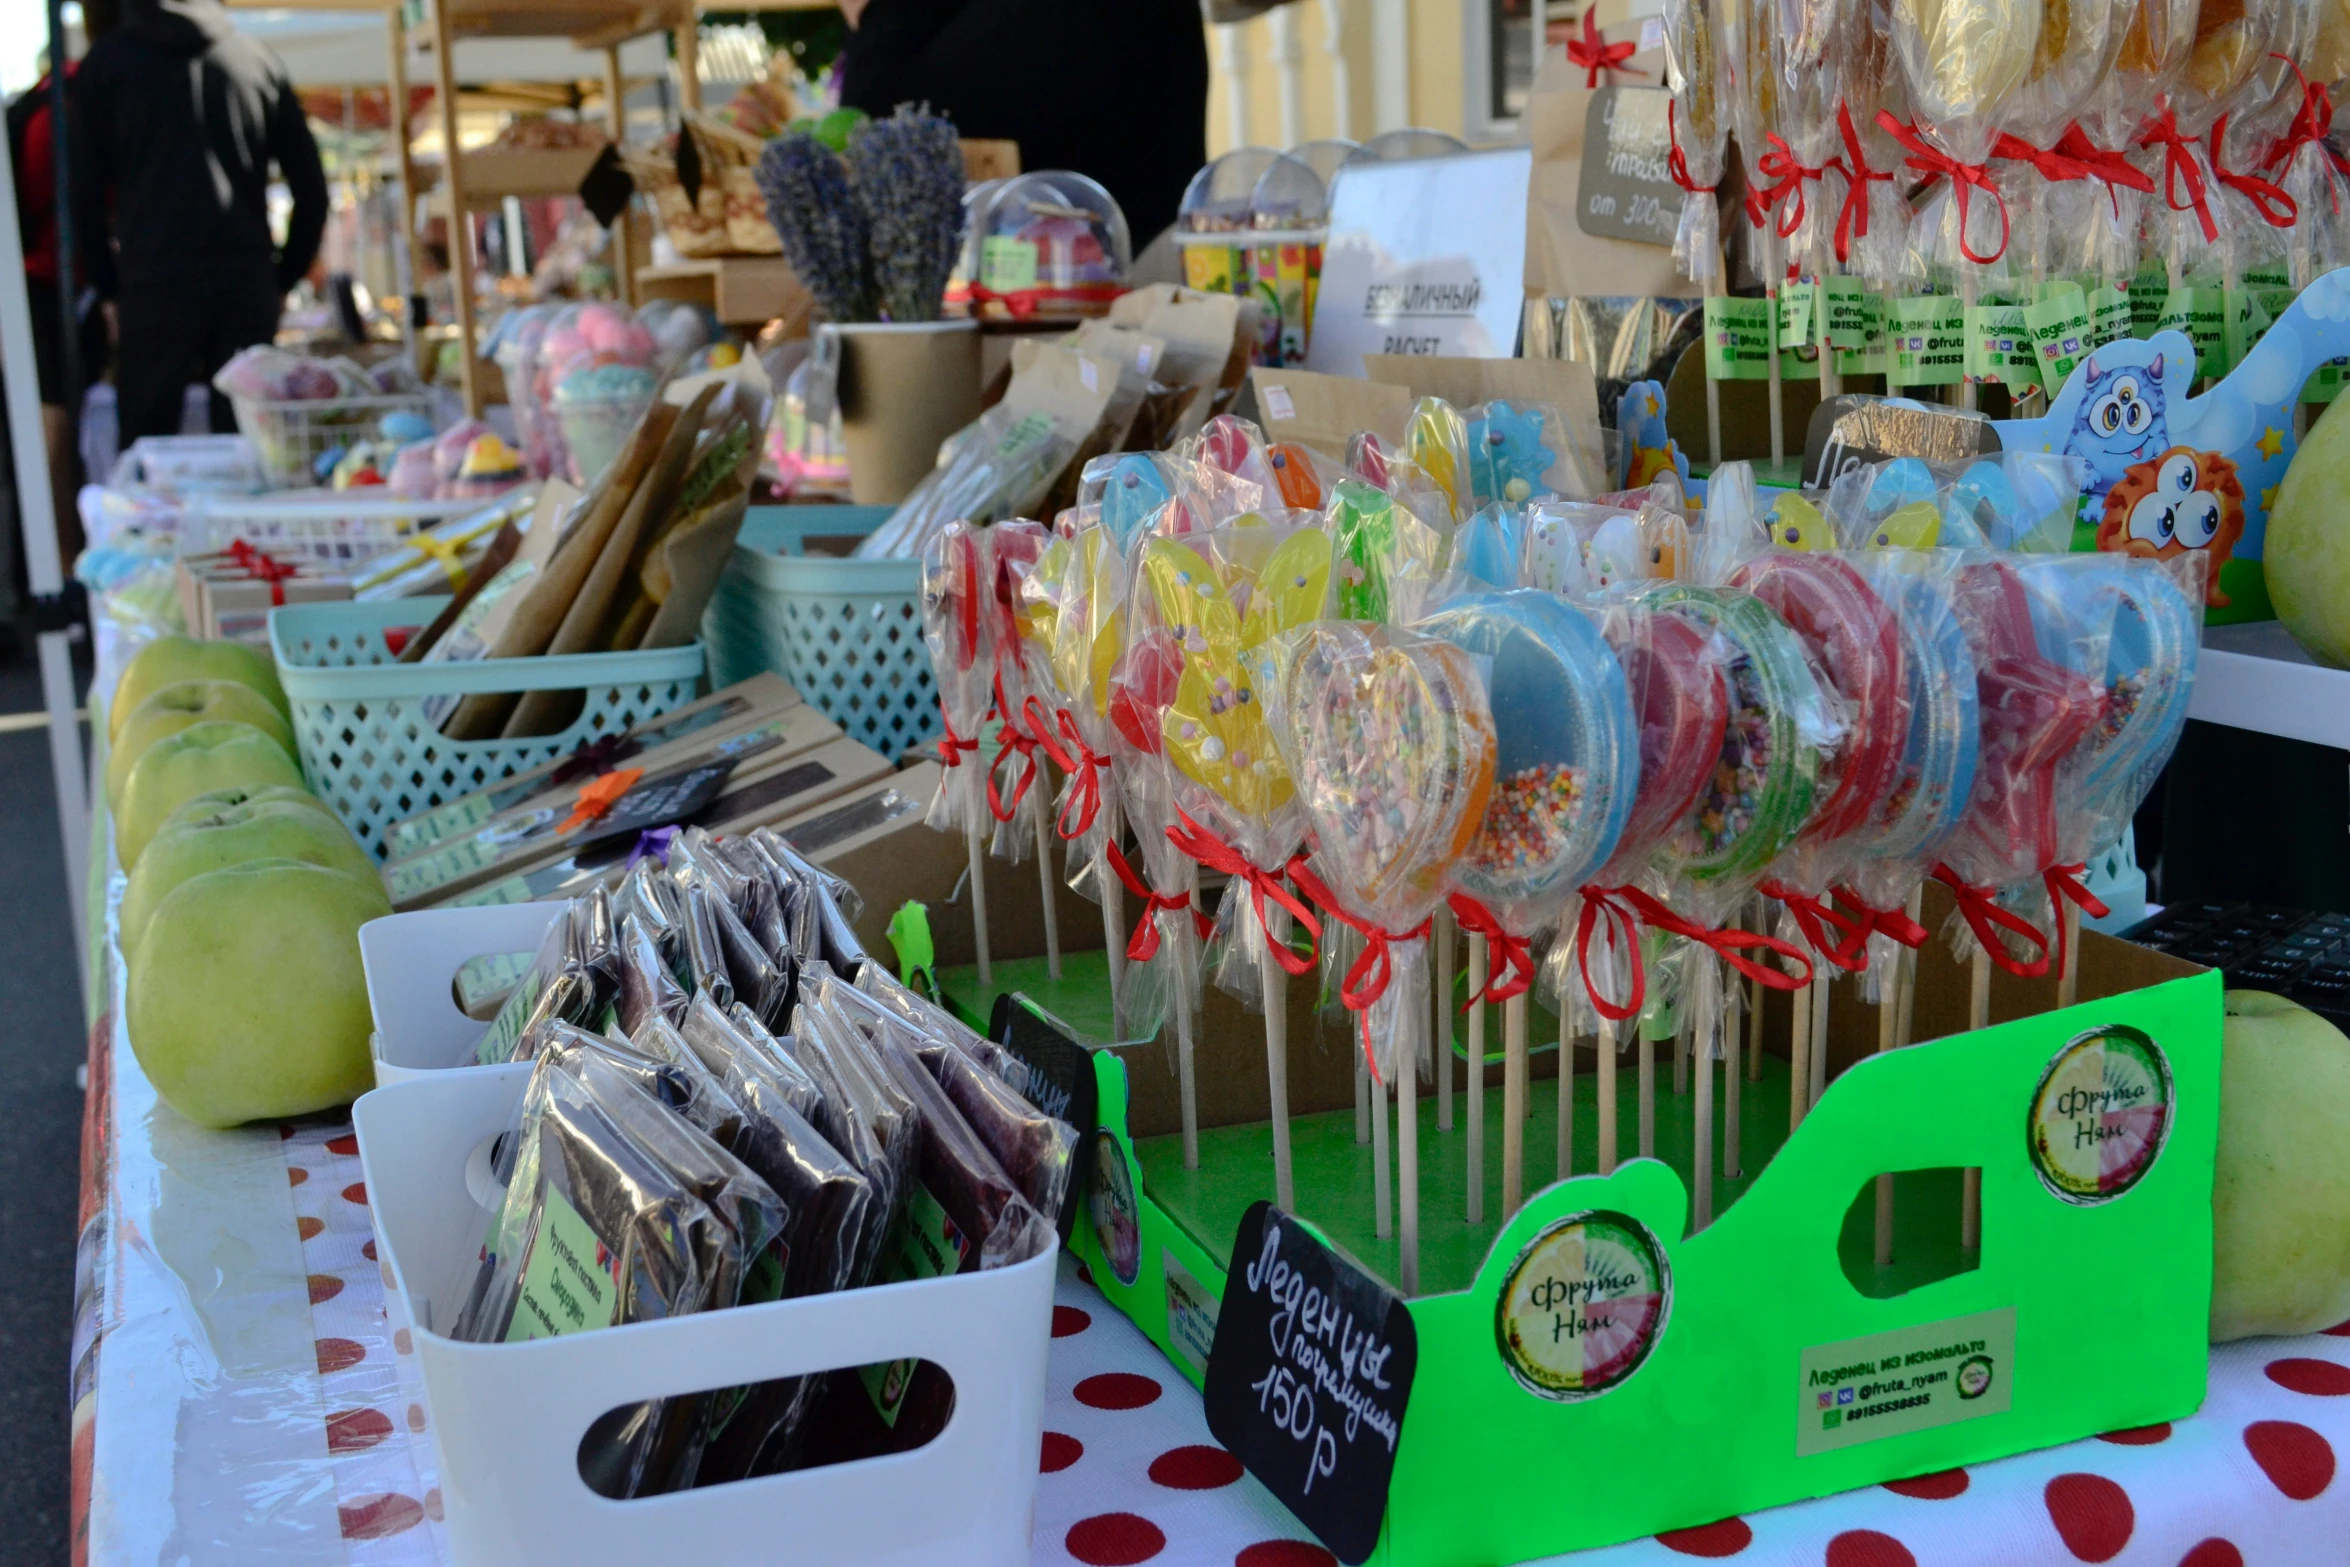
1203, 1201, 1417, 1565
1306, 147, 1533, 377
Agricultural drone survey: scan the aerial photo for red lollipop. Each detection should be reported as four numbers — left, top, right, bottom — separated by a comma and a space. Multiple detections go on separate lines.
1940, 559, 2105, 895
1729, 552, 1908, 848
1592, 607, 1729, 887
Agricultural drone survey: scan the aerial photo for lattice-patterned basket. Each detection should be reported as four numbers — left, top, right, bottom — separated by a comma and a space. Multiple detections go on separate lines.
271, 598, 704, 859
700, 505, 940, 762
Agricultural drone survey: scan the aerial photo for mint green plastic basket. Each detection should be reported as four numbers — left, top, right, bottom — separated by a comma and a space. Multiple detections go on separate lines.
700, 505, 941, 762
271, 598, 704, 859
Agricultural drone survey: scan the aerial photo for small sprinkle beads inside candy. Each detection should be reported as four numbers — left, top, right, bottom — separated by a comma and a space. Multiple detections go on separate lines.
1466, 762, 1588, 878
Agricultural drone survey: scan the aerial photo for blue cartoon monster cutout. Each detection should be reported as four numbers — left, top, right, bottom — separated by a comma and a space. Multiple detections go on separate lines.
2063, 356, 2171, 494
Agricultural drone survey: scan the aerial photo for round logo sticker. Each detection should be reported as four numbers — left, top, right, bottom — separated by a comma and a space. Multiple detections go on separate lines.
1089, 1129, 1142, 1286
1956, 1354, 1996, 1400
2028, 1024, 2174, 1204
1494, 1209, 1671, 1401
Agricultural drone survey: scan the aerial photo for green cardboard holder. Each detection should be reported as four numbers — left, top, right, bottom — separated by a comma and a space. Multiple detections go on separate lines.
939, 899, 2219, 1565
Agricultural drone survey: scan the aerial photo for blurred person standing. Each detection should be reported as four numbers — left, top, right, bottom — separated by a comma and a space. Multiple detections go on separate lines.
74, 0, 329, 443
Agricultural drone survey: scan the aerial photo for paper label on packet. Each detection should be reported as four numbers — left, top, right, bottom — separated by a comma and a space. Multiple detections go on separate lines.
2024, 285, 2093, 390
2130, 270, 2168, 337
505, 1186, 623, 1342
1888, 295, 1965, 385
1777, 281, 1817, 350
1962, 303, 2038, 390
1821, 277, 1882, 355
1163, 1248, 1220, 1380
1796, 1306, 2015, 1456
2156, 286, 2228, 376
1703, 296, 1775, 381
2088, 285, 2133, 349
980, 235, 1039, 294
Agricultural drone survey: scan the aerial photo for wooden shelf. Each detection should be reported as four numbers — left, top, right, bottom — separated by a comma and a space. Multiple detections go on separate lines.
2188, 619, 2350, 751
636, 256, 807, 327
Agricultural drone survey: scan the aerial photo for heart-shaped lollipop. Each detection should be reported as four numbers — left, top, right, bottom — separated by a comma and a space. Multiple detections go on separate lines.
1276, 622, 1496, 922
1415, 591, 1637, 923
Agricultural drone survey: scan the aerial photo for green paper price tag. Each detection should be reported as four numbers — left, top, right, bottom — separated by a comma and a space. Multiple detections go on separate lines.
1889, 295, 1965, 386
2131, 270, 2168, 336
1777, 281, 1817, 350
1963, 303, 2039, 390
2089, 284, 2133, 349
980, 234, 1040, 294
1704, 296, 1776, 381
1824, 277, 1888, 374
2024, 285, 2093, 391
2156, 286, 2228, 376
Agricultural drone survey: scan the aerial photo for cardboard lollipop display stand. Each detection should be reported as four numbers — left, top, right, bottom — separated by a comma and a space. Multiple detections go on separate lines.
936, 891, 2219, 1565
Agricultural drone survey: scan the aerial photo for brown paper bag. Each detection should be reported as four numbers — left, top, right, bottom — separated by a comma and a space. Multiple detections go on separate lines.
1243, 367, 1411, 462
1523, 23, 1693, 305
1362, 354, 1609, 500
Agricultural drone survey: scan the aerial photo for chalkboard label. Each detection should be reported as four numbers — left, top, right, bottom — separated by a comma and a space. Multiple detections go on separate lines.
991, 993, 1101, 1244
1203, 1202, 1416, 1565
1577, 87, 1680, 249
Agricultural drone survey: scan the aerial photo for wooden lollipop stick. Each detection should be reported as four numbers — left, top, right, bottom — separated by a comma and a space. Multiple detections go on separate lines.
1435, 909, 1455, 1132
1597, 1012, 1619, 1173
1503, 992, 1529, 1218
1873, 946, 1902, 1268
1264, 904, 1295, 1211
1674, 1011, 1691, 1097
1637, 1024, 1656, 1160
1724, 977, 1744, 1180
2057, 901, 2083, 1010
1098, 801, 1128, 1040
1557, 1001, 1574, 1182
1962, 944, 1991, 1249
1747, 912, 1766, 1082
1029, 787, 1062, 981
1466, 935, 1488, 1224
1766, 278, 1787, 469
966, 827, 993, 988
1371, 1058, 1394, 1240
1398, 983, 1422, 1295
1356, 1055, 1371, 1145
1175, 932, 1200, 1171
1788, 977, 1813, 1130
1693, 958, 1718, 1229
1705, 267, 1726, 468
1809, 972, 1831, 1107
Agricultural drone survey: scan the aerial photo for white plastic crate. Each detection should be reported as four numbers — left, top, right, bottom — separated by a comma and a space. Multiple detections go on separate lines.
271, 598, 703, 859
353, 1064, 1055, 1567
228, 390, 436, 488
361, 902, 567, 1087
182, 491, 492, 573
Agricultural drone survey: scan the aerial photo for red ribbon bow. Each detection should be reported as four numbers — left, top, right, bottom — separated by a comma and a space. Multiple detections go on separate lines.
1575, 885, 1649, 1023
1445, 894, 1536, 1006
1287, 857, 1431, 1083
1929, 863, 2052, 978
2048, 123, 2157, 213
1103, 839, 1212, 964
2263, 57, 2350, 183
936, 709, 981, 771
2137, 107, 2217, 244
1759, 880, 1874, 973
1832, 100, 1893, 264
1991, 130, 2093, 186
1833, 887, 1930, 950
984, 674, 1039, 823
1615, 886, 1815, 992
1876, 111, 2010, 265
1752, 133, 1827, 240
225, 539, 299, 607
1021, 696, 1106, 841
2209, 115, 2298, 228
1164, 810, 1320, 978
1566, 8, 1641, 89
1667, 100, 1716, 195
2043, 862, 2113, 986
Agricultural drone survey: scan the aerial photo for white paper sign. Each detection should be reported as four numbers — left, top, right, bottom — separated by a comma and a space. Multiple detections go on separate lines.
1306, 146, 1535, 377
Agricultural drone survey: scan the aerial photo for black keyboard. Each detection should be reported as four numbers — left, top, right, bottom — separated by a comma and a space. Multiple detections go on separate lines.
2122, 902, 2350, 1027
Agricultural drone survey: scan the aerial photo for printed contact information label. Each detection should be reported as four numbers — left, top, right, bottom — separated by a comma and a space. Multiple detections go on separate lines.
1796, 1306, 2015, 1457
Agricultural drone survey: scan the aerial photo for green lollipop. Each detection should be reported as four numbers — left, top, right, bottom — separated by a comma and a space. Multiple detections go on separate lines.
1646, 584, 1827, 896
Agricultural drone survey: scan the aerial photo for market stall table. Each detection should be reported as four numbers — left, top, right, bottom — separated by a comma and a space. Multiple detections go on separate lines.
73, 917, 2350, 1565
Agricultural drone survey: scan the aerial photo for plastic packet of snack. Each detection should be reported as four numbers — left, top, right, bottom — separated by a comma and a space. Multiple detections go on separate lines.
615, 857, 687, 976
619, 1014, 753, 1152
450, 1044, 786, 1495
669, 824, 749, 913
679, 994, 825, 1126
475, 891, 621, 1064
615, 912, 690, 1036
677, 882, 737, 1009
712, 835, 794, 961
752, 825, 866, 925
712, 890, 793, 1029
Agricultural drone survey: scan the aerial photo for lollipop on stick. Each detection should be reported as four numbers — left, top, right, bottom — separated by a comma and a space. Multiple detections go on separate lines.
1272, 622, 1496, 1294
920, 522, 999, 984
1147, 517, 1334, 1209
1418, 591, 1636, 1222
985, 519, 1064, 979
1033, 525, 1133, 1033
1664, 0, 1730, 462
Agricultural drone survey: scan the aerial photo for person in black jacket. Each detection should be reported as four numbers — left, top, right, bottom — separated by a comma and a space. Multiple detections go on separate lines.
835, 0, 1207, 246
74, 0, 328, 443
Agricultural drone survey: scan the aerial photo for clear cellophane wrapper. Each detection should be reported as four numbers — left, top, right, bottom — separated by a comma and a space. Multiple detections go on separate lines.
2051, 551, 2205, 868
1663, 0, 1728, 283
1029, 523, 1130, 893
1823, 448, 2084, 554
983, 520, 1055, 865
1132, 513, 1335, 1012
920, 521, 998, 842
1112, 760, 1204, 1048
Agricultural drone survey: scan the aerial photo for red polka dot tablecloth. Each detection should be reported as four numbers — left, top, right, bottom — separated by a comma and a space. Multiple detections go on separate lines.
74, 1001, 2350, 1567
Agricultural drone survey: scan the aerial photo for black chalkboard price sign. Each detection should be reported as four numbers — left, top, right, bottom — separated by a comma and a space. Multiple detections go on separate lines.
1202, 1202, 1417, 1565
989, 994, 1100, 1244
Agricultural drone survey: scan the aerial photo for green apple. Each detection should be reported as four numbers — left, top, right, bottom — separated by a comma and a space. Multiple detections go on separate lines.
2267, 399, 2350, 666
116, 721, 307, 868
109, 636, 290, 744
127, 859, 391, 1127
168, 783, 339, 824
106, 680, 297, 812
121, 797, 377, 958
2212, 989, 2350, 1340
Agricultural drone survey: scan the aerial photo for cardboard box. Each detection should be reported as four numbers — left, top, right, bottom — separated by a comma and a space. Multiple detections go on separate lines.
176, 549, 351, 646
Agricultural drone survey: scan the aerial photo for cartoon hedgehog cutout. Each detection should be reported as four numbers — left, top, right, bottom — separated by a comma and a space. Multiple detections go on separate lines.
2096, 447, 2244, 608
